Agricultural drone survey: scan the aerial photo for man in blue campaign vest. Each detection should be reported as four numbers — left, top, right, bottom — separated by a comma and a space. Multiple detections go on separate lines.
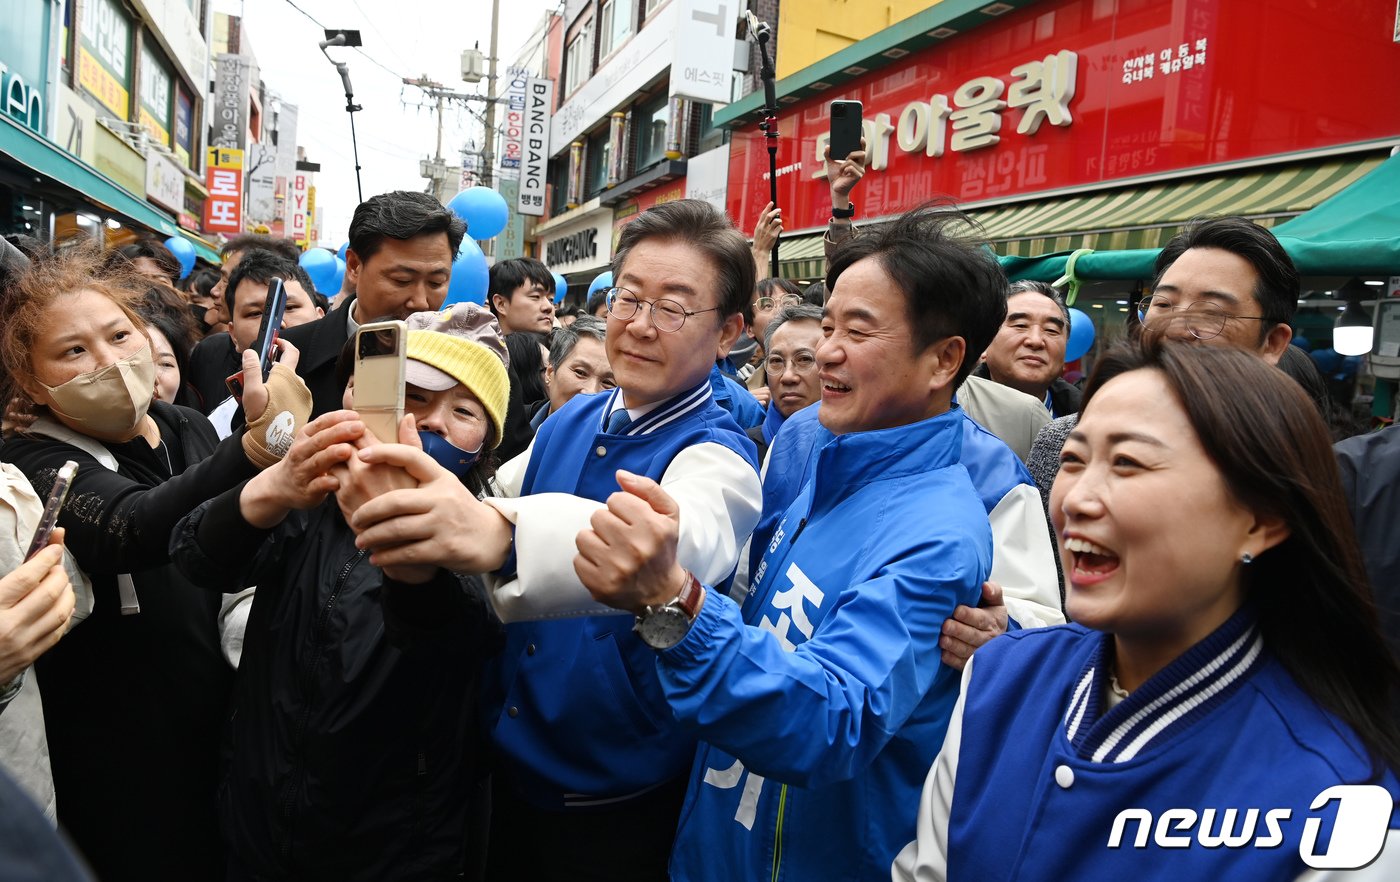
345, 199, 762, 881
575, 205, 1007, 880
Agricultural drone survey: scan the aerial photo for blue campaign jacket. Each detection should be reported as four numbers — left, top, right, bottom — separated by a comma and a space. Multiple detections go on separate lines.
710, 365, 766, 430
944, 610, 1400, 881
484, 380, 758, 810
753, 402, 1036, 625
661, 406, 992, 881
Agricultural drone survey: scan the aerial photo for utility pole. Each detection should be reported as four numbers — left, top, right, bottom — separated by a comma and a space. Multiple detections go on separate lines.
481, 0, 501, 192
403, 75, 473, 203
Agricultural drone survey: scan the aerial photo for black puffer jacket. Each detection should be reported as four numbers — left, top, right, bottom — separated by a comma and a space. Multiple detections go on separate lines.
173, 488, 502, 882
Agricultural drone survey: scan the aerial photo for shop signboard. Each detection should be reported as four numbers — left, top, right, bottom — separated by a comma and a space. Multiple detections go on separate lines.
540, 208, 614, 275
286, 172, 310, 245
518, 77, 553, 216
211, 53, 251, 151
685, 144, 729, 212
78, 0, 133, 119
94, 124, 146, 194
0, 0, 52, 134
145, 149, 184, 212
725, 0, 1400, 232
138, 43, 173, 147
497, 178, 526, 259
204, 147, 244, 235
669, 0, 736, 105
57, 85, 97, 165
174, 85, 194, 168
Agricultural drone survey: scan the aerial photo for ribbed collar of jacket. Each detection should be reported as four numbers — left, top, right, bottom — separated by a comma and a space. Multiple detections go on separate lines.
809, 403, 967, 493
598, 377, 713, 437
1062, 604, 1264, 763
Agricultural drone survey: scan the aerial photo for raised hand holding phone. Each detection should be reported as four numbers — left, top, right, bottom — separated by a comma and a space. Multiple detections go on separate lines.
226, 277, 289, 401
352, 320, 408, 445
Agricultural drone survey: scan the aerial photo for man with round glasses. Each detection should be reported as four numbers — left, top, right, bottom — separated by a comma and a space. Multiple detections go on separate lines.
746, 303, 824, 460
1139, 216, 1297, 364
342, 198, 763, 879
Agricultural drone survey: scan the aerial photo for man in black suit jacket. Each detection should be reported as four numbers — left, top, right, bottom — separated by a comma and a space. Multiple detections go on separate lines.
282, 191, 466, 418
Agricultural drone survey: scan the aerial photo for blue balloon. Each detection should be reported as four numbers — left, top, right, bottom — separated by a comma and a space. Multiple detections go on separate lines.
445, 239, 489, 306
587, 271, 613, 297
552, 272, 568, 303
299, 248, 338, 295
447, 187, 510, 240
1065, 307, 1096, 362
336, 241, 349, 262
327, 256, 346, 296
164, 236, 196, 280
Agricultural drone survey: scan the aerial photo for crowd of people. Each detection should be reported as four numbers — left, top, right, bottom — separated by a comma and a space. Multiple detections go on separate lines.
0, 153, 1395, 882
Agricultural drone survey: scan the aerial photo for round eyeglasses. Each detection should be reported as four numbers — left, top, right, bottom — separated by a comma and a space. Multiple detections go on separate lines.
765, 352, 818, 375
605, 287, 719, 332
756, 293, 804, 313
1136, 294, 1267, 341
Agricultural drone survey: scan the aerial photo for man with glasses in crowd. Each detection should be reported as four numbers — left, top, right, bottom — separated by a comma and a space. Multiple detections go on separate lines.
1137, 215, 1296, 362
343, 199, 762, 880
748, 303, 823, 461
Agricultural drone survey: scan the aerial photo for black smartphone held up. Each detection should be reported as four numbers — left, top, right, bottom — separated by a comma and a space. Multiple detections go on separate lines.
829, 100, 864, 161
226, 277, 289, 401
24, 460, 77, 561
353, 320, 408, 444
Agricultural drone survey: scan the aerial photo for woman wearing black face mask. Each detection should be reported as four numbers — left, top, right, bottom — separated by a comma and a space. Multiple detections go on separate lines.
0, 248, 312, 882
170, 304, 508, 882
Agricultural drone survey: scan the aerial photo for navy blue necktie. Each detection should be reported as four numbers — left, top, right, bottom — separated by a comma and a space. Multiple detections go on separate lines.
605, 409, 632, 435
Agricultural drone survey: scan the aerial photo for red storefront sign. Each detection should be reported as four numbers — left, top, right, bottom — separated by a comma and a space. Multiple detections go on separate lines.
726, 0, 1400, 235
203, 147, 244, 235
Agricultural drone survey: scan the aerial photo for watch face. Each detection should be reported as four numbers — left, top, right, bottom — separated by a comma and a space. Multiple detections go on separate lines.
638, 607, 691, 650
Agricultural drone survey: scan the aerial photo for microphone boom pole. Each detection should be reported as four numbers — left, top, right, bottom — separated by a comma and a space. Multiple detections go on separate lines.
750, 16, 780, 279
320, 32, 365, 203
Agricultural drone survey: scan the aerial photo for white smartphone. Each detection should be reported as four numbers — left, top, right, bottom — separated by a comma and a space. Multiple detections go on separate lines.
353, 320, 407, 444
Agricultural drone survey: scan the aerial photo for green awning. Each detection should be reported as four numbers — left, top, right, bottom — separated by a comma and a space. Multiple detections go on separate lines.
774, 233, 827, 281
996, 151, 1400, 282
0, 113, 212, 257
983, 154, 1381, 260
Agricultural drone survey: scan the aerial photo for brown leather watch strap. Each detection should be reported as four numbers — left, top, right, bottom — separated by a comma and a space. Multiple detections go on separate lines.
675, 570, 705, 620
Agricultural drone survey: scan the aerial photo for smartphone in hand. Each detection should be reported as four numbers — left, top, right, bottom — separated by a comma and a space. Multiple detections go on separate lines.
24, 460, 76, 561
353, 320, 408, 444
226, 278, 289, 401
829, 100, 863, 162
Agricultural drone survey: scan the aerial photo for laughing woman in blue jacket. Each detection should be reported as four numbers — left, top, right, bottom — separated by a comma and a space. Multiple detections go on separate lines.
895, 339, 1400, 882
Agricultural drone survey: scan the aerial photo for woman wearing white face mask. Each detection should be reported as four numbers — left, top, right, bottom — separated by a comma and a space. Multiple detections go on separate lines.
0, 248, 312, 882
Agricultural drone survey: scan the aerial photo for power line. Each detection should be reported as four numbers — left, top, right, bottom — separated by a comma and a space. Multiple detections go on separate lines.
274, 0, 408, 81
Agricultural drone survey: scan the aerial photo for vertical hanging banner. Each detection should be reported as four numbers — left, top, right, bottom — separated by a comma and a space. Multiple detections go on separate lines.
518, 77, 554, 216
287, 172, 311, 245
669, 0, 735, 104
500, 66, 530, 178
203, 147, 244, 235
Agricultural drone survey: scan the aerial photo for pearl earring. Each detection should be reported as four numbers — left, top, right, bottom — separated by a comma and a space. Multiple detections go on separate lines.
1241, 552, 1254, 565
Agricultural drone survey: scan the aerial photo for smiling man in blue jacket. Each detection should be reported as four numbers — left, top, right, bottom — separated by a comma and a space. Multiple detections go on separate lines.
576, 205, 1007, 880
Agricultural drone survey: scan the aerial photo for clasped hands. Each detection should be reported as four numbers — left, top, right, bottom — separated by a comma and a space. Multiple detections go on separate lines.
245, 411, 507, 584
